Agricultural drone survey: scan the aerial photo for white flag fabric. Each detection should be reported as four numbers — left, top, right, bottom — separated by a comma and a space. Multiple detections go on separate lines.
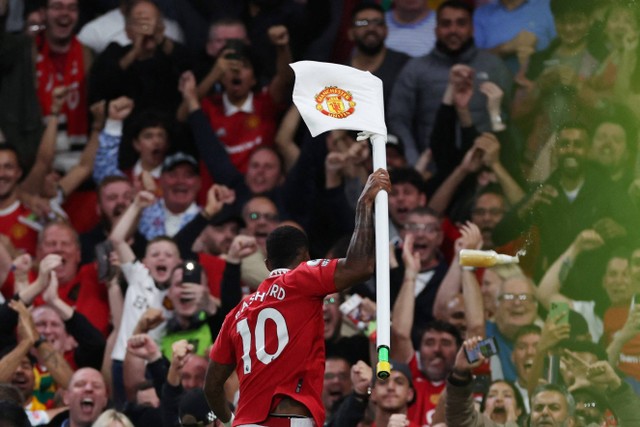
290, 61, 387, 137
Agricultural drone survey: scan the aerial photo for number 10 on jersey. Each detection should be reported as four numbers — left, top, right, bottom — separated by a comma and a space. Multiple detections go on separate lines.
236, 308, 290, 374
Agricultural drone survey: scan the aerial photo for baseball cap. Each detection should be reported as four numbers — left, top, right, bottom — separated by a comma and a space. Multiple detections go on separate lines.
179, 388, 216, 426
388, 359, 413, 389
374, 359, 416, 406
162, 152, 198, 173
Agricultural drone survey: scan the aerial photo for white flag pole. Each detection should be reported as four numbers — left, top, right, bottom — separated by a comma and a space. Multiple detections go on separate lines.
361, 132, 391, 379
290, 60, 391, 378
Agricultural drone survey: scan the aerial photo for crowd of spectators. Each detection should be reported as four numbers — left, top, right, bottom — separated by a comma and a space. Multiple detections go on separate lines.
2, 0, 640, 425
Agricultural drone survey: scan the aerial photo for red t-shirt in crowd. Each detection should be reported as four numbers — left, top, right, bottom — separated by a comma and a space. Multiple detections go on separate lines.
0, 201, 38, 256
200, 88, 283, 174
33, 263, 110, 337
199, 253, 226, 298
407, 353, 445, 427
3, 263, 110, 337
210, 258, 338, 427
604, 305, 640, 381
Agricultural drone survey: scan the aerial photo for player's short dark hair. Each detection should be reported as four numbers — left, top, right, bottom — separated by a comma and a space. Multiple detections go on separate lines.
389, 167, 426, 194
418, 320, 463, 347
266, 226, 309, 269
351, 2, 385, 20
437, 0, 474, 19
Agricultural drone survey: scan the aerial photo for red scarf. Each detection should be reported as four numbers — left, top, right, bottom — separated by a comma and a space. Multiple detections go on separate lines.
36, 35, 88, 142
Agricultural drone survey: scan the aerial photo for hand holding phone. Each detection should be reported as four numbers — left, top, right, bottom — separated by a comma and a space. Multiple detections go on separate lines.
549, 301, 570, 326
224, 39, 245, 60
464, 336, 499, 363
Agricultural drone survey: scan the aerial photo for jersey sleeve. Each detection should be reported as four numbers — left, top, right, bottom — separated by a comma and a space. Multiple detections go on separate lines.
120, 261, 148, 291
288, 259, 339, 298
209, 310, 237, 365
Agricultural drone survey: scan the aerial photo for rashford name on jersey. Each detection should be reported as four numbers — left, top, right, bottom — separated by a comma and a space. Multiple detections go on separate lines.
235, 282, 287, 319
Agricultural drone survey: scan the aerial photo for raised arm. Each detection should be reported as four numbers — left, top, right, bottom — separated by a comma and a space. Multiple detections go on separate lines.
0, 239, 12, 285
390, 234, 420, 363
526, 314, 570, 396
456, 224, 485, 338
428, 145, 483, 215
125, 333, 163, 402
179, 71, 246, 191
274, 105, 302, 172
474, 132, 525, 205
267, 25, 294, 106
110, 190, 155, 264
92, 97, 134, 184
536, 229, 604, 310
607, 305, 640, 369
17, 254, 60, 306
334, 169, 391, 291
0, 300, 37, 382
433, 222, 482, 321
20, 87, 67, 195
58, 100, 106, 196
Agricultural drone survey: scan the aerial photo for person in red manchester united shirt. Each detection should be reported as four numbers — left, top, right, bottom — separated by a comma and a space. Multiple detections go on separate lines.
205, 169, 390, 427
0, 144, 38, 256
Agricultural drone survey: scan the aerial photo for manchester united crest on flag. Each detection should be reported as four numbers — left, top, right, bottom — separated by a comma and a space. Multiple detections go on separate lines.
315, 87, 356, 118
291, 61, 386, 137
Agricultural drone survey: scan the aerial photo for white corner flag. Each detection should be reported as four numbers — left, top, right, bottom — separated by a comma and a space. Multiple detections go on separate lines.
290, 61, 386, 137
291, 60, 393, 380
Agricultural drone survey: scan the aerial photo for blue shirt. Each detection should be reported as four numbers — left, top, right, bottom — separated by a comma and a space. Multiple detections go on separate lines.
474, 0, 556, 52
486, 320, 517, 382
385, 10, 437, 57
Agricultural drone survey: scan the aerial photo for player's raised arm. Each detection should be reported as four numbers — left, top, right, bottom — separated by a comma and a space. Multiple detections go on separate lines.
334, 168, 391, 291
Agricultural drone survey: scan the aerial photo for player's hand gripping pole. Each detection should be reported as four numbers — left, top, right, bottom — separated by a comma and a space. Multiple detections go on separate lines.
359, 132, 391, 379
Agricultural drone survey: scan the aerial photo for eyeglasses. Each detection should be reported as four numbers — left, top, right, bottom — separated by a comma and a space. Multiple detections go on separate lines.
404, 223, 440, 234
353, 18, 385, 28
498, 293, 534, 303
248, 212, 278, 222
471, 208, 504, 217
324, 297, 337, 305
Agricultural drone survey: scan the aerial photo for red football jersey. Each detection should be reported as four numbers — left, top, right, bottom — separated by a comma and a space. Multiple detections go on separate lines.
407, 353, 446, 427
210, 258, 339, 427
0, 202, 38, 256
201, 88, 282, 174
